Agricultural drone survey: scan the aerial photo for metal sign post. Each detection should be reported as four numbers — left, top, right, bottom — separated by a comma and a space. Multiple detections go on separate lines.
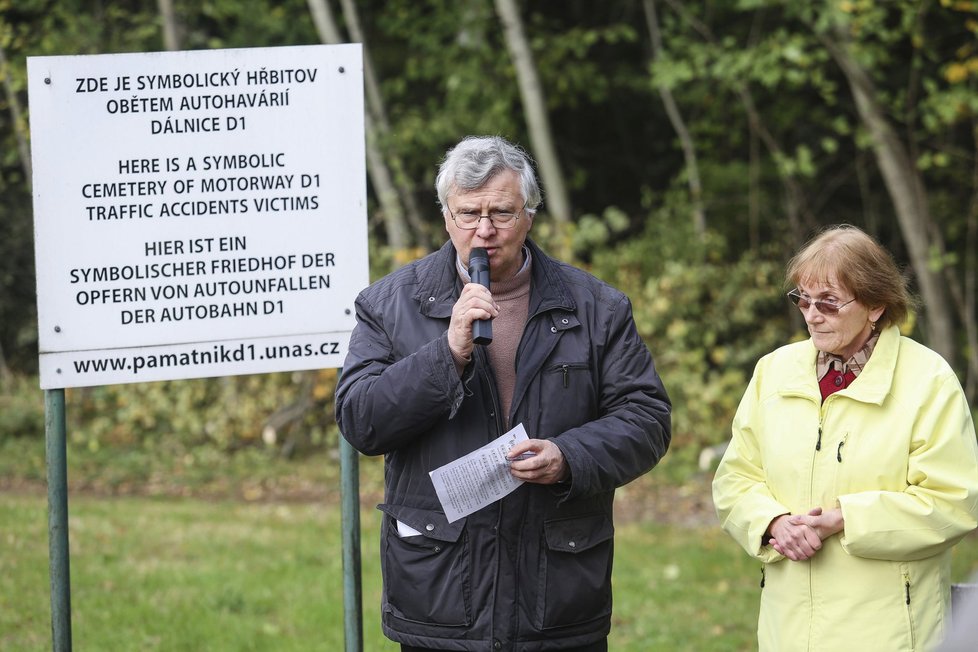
340, 433, 363, 651
45, 388, 71, 651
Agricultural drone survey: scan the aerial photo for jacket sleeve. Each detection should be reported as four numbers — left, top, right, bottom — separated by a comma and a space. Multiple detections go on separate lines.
554, 295, 671, 499
839, 373, 978, 561
334, 292, 464, 456
712, 363, 791, 563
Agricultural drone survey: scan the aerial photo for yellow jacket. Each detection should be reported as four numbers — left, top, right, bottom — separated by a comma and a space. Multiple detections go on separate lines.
713, 326, 978, 651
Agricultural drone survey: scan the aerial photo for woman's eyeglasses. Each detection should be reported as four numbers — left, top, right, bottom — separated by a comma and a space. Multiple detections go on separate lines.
786, 290, 856, 316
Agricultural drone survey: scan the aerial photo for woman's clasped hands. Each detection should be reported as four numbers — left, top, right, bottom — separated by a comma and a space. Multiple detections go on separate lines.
767, 507, 845, 561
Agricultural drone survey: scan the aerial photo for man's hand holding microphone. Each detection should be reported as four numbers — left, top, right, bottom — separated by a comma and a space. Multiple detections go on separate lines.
448, 247, 498, 360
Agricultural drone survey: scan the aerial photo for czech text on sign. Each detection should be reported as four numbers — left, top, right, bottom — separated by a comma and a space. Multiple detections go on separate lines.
28, 44, 368, 388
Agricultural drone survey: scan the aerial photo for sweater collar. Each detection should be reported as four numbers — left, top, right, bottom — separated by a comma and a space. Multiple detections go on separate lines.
454, 246, 532, 291
416, 238, 575, 317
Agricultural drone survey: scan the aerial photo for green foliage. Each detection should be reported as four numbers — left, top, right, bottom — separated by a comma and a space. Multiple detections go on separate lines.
582, 208, 789, 479
0, 377, 43, 440
372, 0, 521, 164
182, 0, 316, 50
638, 255, 787, 475
62, 370, 339, 458
569, 205, 630, 255
532, 21, 638, 106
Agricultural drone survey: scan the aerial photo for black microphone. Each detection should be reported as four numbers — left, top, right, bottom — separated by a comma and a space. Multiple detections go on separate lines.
468, 247, 493, 345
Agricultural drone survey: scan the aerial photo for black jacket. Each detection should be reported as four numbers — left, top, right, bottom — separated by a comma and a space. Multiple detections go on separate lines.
336, 239, 671, 651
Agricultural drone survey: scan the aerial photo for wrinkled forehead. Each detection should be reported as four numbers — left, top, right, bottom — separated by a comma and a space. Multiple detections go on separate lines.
448, 171, 523, 203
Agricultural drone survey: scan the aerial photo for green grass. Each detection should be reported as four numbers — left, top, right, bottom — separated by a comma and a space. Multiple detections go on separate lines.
3, 493, 978, 651
0, 435, 345, 501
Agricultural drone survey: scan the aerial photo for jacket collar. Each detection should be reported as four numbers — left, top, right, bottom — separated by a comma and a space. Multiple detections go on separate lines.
413, 238, 576, 319
414, 241, 460, 319
780, 325, 900, 406
525, 238, 576, 316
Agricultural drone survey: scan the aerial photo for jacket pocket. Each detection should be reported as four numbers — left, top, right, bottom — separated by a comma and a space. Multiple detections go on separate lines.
548, 361, 590, 390
536, 360, 596, 433
378, 504, 471, 627
536, 513, 614, 630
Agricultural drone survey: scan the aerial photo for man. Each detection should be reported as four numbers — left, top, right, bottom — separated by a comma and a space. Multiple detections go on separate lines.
336, 135, 671, 651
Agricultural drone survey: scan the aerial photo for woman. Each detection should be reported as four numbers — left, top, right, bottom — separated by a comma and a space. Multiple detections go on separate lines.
713, 225, 978, 651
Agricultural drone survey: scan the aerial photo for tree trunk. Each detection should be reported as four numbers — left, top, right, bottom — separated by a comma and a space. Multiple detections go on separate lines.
0, 340, 10, 387
821, 28, 955, 363
306, 0, 411, 262
157, 0, 181, 51
493, 0, 571, 225
956, 124, 978, 402
748, 119, 760, 251
1, 44, 30, 384
337, 0, 431, 253
0, 44, 32, 187
643, 0, 705, 239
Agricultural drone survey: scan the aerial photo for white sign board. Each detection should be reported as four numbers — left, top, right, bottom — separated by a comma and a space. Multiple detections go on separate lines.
28, 44, 368, 389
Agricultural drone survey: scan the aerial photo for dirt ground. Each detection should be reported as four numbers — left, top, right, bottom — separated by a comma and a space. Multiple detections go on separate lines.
0, 469, 719, 528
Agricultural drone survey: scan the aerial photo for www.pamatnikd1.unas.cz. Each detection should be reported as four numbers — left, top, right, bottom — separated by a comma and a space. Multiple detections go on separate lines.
71, 340, 342, 376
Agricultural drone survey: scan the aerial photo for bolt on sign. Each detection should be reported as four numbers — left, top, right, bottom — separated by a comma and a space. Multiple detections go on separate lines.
28, 44, 368, 388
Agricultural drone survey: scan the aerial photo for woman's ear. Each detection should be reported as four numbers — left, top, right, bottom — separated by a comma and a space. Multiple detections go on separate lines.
869, 305, 885, 325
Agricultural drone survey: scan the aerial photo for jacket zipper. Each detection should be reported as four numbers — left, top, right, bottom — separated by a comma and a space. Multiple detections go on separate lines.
902, 569, 917, 649
806, 412, 823, 556
475, 345, 507, 638
808, 407, 824, 642
476, 347, 505, 437
549, 362, 588, 389
836, 433, 848, 463
759, 565, 765, 589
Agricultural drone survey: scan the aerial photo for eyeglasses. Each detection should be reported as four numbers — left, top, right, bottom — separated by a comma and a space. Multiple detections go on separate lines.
787, 290, 856, 316
448, 202, 527, 230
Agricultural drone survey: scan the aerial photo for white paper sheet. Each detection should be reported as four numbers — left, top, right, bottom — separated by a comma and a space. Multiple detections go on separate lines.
428, 423, 530, 523
395, 520, 423, 538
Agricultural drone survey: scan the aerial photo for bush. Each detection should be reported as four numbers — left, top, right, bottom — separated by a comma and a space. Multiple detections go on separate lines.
0, 376, 45, 439
581, 207, 792, 480
63, 369, 340, 457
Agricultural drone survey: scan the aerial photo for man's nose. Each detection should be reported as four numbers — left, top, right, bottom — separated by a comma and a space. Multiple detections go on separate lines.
474, 216, 497, 237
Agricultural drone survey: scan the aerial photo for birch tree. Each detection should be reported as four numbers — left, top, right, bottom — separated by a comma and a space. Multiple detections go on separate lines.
643, 0, 705, 239
0, 41, 29, 384
0, 42, 30, 186
306, 0, 412, 263
337, 0, 430, 253
157, 0, 180, 51
493, 0, 571, 225
819, 22, 955, 362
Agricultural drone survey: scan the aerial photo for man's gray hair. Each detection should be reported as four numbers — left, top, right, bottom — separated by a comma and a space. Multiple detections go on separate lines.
435, 136, 542, 214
